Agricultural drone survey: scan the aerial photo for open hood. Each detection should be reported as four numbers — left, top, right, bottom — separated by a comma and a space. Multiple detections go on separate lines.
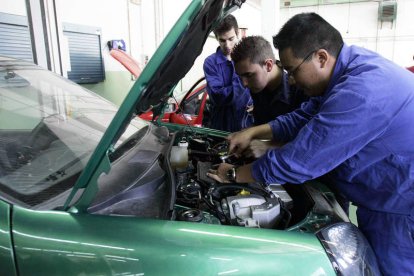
134, 0, 244, 117
64, 0, 245, 211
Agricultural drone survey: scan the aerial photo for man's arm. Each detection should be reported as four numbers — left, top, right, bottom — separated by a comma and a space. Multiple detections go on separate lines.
228, 97, 320, 155
208, 97, 321, 184
269, 97, 320, 143
203, 58, 237, 106
251, 87, 392, 184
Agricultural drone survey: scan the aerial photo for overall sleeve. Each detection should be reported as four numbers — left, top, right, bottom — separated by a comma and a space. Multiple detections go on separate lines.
203, 58, 237, 106
253, 86, 389, 184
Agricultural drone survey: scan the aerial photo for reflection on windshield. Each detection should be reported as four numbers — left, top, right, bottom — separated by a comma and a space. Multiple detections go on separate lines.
0, 58, 147, 206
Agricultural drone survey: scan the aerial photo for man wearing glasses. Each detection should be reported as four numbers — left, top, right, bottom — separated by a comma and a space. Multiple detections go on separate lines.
207, 13, 414, 275
231, 35, 308, 126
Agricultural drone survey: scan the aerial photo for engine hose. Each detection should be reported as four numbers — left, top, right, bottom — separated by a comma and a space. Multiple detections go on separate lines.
278, 197, 292, 228
201, 197, 227, 223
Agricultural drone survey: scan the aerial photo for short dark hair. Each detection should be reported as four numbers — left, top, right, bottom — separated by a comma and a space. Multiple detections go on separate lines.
273, 13, 343, 59
231, 36, 275, 65
213, 14, 239, 37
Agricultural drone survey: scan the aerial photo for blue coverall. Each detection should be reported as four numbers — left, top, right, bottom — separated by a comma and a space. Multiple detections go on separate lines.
251, 70, 308, 125
252, 44, 414, 275
203, 47, 253, 132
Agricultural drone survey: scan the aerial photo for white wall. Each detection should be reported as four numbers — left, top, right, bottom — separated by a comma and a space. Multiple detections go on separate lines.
55, 0, 141, 73
0, 0, 262, 100
2, 0, 412, 73
388, 0, 414, 66
0, 0, 26, 16
279, 0, 414, 67
16, 0, 413, 96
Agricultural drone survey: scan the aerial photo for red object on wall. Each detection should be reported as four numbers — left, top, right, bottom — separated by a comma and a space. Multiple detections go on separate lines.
110, 49, 142, 78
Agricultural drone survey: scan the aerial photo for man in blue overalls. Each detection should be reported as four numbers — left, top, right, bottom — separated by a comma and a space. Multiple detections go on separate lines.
203, 15, 253, 132
207, 13, 414, 275
231, 35, 308, 126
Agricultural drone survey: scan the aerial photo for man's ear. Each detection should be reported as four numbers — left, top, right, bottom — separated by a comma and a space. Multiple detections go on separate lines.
316, 49, 329, 68
264, 59, 274, 72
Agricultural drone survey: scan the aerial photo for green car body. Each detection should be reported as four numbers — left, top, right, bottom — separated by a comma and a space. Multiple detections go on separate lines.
2, 200, 334, 275
0, 0, 380, 275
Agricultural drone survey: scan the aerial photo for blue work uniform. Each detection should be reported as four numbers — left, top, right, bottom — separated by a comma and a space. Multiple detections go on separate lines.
252, 44, 414, 275
251, 70, 308, 125
203, 47, 253, 132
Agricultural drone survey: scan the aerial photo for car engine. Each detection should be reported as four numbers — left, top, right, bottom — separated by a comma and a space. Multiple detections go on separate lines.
91, 125, 331, 231
170, 131, 293, 229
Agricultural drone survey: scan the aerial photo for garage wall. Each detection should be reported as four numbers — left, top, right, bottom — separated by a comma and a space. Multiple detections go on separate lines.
279, 0, 414, 67
0, 0, 141, 105
54, 0, 138, 105
0, 0, 26, 16
0, 0, 262, 106
54, 0, 203, 105
2, 0, 412, 107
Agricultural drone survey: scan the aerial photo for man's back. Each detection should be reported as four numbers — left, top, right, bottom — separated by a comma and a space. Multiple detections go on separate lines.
326, 45, 414, 213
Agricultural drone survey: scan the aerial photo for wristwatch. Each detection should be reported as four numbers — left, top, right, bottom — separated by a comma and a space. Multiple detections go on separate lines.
226, 167, 237, 182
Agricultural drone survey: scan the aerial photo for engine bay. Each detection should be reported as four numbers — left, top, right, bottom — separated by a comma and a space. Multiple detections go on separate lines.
89, 125, 344, 232
170, 130, 296, 229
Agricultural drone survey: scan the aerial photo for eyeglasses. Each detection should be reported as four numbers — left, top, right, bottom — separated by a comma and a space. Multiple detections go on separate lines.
285, 50, 315, 78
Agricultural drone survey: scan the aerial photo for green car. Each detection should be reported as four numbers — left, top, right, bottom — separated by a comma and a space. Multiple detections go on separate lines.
0, 0, 380, 275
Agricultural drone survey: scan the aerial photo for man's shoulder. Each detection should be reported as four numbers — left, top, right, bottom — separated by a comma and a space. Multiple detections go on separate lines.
204, 52, 218, 64
205, 48, 228, 64
345, 45, 409, 79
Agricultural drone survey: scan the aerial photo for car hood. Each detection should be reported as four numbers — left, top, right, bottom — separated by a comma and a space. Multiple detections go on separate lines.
64, 0, 245, 211
134, 0, 243, 116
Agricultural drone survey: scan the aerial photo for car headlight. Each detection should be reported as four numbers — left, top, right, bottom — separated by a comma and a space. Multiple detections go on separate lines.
316, 222, 381, 276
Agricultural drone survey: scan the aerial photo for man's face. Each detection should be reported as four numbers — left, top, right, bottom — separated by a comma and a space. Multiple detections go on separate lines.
235, 58, 269, 94
216, 28, 239, 57
279, 47, 327, 97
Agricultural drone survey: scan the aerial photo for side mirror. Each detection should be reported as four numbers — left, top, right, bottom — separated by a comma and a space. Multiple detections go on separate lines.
164, 102, 178, 113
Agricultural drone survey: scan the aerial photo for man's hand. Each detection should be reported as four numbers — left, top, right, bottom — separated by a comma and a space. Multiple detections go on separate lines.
228, 124, 274, 156
207, 163, 256, 183
227, 128, 254, 157
206, 163, 234, 183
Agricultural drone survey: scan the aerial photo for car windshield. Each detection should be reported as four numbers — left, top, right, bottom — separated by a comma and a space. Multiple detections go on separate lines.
0, 57, 148, 206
